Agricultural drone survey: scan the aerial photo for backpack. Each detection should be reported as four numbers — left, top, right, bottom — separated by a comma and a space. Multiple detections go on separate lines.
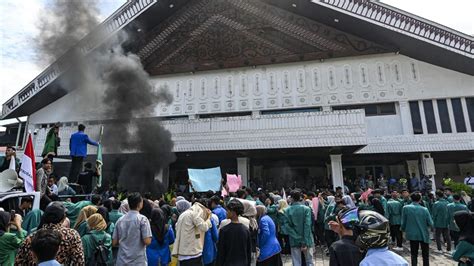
87, 236, 109, 266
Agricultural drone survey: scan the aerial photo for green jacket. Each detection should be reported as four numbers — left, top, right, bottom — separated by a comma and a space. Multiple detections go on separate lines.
63, 200, 92, 228
77, 221, 89, 237
41, 127, 59, 157
81, 230, 113, 265
284, 202, 314, 247
447, 202, 468, 231
109, 210, 123, 224
266, 204, 278, 228
21, 209, 43, 235
447, 195, 454, 203
432, 199, 450, 228
452, 240, 474, 266
316, 201, 325, 225
0, 229, 26, 266
276, 211, 288, 235
379, 196, 388, 215
323, 204, 336, 230
386, 199, 403, 225
401, 203, 433, 243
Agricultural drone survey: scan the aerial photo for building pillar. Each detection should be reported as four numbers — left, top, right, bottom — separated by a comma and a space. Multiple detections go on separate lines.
461, 97, 472, 132
418, 100, 428, 134
399, 101, 413, 135
432, 99, 443, 133
330, 154, 344, 192
446, 98, 457, 133
237, 157, 250, 187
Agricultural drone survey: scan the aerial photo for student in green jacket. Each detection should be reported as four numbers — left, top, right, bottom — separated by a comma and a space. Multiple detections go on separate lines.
285, 190, 314, 265
81, 213, 113, 265
445, 188, 454, 203
432, 190, 451, 253
386, 191, 403, 251
401, 192, 433, 266
0, 211, 26, 266
108, 200, 123, 224
447, 194, 469, 248
452, 211, 474, 266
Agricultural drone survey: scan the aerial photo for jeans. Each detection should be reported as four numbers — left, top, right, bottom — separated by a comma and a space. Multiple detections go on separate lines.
435, 227, 451, 251
390, 224, 403, 247
180, 256, 203, 266
450, 230, 460, 247
410, 240, 429, 266
291, 247, 314, 266
69, 156, 84, 183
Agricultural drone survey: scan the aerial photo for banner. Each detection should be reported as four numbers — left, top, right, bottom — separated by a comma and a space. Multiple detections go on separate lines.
19, 134, 36, 192
188, 167, 222, 192
96, 144, 103, 188
226, 174, 242, 192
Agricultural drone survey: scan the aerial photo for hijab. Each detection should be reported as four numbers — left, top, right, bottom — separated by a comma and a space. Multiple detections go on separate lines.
278, 199, 288, 213
57, 176, 70, 192
176, 199, 191, 214
343, 195, 356, 208
0, 211, 10, 236
75, 206, 97, 229
256, 205, 267, 222
239, 199, 258, 230
151, 208, 168, 244
327, 196, 335, 206
87, 213, 107, 231
96, 206, 110, 225
454, 211, 474, 245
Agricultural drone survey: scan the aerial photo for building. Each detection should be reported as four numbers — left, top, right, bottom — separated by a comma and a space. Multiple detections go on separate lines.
2, 0, 473, 191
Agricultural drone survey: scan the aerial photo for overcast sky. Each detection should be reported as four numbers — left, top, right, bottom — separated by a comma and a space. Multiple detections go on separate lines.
0, 0, 472, 115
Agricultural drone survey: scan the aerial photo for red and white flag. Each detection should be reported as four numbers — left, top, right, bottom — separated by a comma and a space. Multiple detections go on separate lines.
19, 134, 36, 192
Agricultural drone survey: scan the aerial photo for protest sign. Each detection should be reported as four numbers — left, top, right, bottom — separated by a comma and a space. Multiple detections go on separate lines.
188, 167, 222, 192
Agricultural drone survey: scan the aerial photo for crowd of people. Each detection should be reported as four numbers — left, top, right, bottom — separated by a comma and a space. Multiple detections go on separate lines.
0, 180, 473, 266
0, 124, 473, 265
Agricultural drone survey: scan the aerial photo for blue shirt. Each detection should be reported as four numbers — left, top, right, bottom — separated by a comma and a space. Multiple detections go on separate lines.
69, 131, 99, 157
38, 260, 61, 266
212, 205, 227, 225
360, 247, 408, 266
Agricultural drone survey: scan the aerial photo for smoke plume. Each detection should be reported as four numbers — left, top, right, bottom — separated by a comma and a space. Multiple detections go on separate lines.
36, 0, 176, 194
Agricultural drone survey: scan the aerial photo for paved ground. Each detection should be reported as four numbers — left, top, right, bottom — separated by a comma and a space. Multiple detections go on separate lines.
282, 242, 457, 265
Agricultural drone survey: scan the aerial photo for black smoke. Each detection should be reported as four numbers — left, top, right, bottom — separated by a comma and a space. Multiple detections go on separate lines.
36, 0, 176, 194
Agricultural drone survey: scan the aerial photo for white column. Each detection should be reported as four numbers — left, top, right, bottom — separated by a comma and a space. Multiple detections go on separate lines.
446, 98, 457, 133
461, 97, 472, 132
330, 154, 344, 192
406, 160, 420, 178
399, 101, 413, 135
237, 157, 250, 187
418, 100, 428, 134
432, 99, 442, 133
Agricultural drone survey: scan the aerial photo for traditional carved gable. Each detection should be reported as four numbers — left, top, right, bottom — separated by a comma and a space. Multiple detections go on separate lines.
136, 0, 392, 75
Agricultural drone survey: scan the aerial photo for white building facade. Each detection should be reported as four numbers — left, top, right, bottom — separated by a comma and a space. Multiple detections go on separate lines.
2, 0, 473, 191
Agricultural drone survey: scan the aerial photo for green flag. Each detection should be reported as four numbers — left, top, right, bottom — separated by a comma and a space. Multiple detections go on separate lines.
96, 144, 103, 188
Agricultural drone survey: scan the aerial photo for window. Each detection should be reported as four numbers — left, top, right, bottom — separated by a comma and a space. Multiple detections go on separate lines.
423, 100, 437, 134
437, 99, 452, 133
451, 98, 467, 132
261, 107, 321, 115
466, 97, 474, 132
332, 103, 396, 116
199, 112, 251, 119
409, 101, 423, 134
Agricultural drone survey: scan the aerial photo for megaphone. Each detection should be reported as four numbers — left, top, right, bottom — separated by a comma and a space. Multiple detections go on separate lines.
0, 169, 21, 192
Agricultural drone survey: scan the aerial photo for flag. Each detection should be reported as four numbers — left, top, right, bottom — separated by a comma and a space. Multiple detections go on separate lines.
8, 155, 16, 170
96, 144, 103, 188
19, 134, 36, 192
282, 187, 287, 200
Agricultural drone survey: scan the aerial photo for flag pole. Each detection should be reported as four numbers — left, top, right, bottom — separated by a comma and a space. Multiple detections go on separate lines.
96, 126, 104, 189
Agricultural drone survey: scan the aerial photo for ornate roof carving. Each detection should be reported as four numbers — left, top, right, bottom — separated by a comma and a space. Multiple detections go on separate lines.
136, 0, 391, 75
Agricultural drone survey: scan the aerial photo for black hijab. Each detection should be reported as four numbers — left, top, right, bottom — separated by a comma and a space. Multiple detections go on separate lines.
97, 206, 110, 225
150, 208, 168, 244
454, 210, 474, 245
0, 211, 10, 236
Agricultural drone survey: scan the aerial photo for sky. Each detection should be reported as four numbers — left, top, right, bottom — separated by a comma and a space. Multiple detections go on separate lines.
0, 0, 473, 117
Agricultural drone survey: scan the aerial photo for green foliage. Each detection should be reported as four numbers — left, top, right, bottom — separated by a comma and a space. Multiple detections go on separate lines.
443, 179, 473, 196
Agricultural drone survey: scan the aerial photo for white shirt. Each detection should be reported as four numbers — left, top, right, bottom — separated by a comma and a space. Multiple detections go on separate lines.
49, 184, 58, 195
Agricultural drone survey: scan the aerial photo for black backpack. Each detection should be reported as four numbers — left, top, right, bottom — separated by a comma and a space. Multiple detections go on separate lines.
87, 236, 109, 266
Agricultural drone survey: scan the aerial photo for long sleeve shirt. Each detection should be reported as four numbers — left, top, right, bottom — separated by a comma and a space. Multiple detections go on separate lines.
216, 223, 251, 266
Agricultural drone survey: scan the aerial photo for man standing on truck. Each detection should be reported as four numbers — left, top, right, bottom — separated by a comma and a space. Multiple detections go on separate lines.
69, 124, 99, 184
